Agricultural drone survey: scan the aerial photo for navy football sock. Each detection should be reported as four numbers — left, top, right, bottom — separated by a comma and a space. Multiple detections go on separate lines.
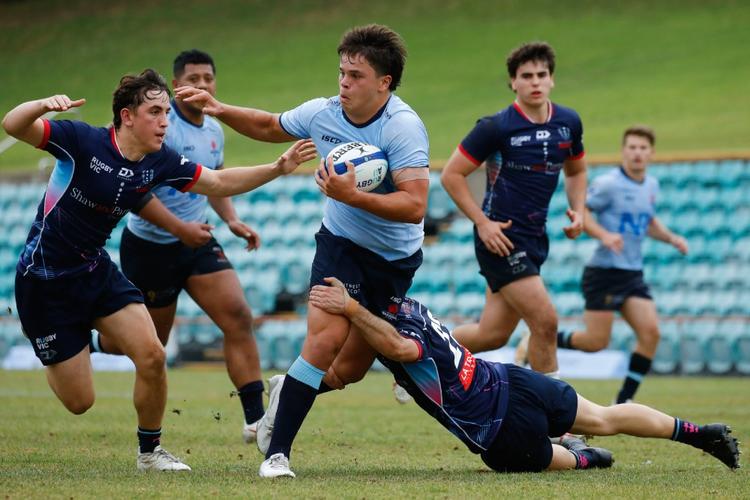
237, 380, 265, 424
137, 427, 161, 453
616, 352, 651, 403
671, 418, 706, 448
317, 382, 335, 394
557, 330, 574, 349
265, 375, 318, 459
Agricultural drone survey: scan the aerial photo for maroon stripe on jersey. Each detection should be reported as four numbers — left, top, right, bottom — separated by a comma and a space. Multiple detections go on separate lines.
180, 164, 203, 192
458, 143, 481, 166
569, 151, 585, 160
36, 119, 51, 149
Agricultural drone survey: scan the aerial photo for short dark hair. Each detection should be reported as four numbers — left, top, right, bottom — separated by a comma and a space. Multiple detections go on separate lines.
173, 49, 216, 78
112, 69, 170, 129
506, 42, 556, 79
338, 24, 407, 91
623, 125, 656, 146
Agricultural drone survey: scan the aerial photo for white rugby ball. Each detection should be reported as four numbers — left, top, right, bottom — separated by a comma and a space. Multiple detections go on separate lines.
325, 141, 388, 192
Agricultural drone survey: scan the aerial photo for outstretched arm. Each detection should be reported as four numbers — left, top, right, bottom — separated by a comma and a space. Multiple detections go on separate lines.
2, 95, 86, 146
174, 86, 295, 143
309, 277, 420, 362
189, 139, 317, 197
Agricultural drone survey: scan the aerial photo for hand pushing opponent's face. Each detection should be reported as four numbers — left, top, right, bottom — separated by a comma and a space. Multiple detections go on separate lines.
173, 63, 216, 114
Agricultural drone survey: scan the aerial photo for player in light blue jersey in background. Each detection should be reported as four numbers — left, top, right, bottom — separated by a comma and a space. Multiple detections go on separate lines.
517, 126, 688, 403
176, 24, 430, 477
94, 50, 268, 445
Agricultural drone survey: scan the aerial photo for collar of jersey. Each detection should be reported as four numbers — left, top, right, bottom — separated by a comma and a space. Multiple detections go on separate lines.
619, 166, 646, 185
341, 95, 391, 128
512, 100, 553, 124
171, 99, 205, 129
109, 127, 145, 163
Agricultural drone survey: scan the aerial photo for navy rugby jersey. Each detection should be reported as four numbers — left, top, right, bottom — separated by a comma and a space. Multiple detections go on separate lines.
18, 119, 202, 279
378, 298, 510, 453
459, 102, 584, 237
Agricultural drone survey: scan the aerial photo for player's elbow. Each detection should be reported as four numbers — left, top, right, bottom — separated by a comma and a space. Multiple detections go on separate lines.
387, 340, 419, 363
406, 199, 427, 224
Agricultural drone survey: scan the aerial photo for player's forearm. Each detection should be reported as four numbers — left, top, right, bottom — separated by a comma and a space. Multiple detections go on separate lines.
2, 100, 46, 142
215, 104, 290, 143
564, 168, 587, 214
647, 217, 676, 243
441, 170, 488, 226
137, 196, 185, 235
345, 301, 417, 362
345, 189, 426, 224
583, 208, 610, 240
208, 195, 239, 224
196, 163, 283, 197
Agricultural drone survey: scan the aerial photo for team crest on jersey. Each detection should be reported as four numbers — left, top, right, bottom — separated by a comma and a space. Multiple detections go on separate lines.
558, 126, 571, 140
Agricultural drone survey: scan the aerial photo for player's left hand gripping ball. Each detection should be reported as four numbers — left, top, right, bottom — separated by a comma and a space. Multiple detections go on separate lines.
322, 142, 389, 192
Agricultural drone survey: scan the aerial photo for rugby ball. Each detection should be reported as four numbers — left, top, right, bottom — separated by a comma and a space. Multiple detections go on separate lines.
325, 142, 388, 192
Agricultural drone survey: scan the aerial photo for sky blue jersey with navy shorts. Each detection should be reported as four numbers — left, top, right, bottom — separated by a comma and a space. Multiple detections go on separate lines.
127, 101, 224, 243
279, 95, 430, 260
18, 119, 202, 279
378, 298, 510, 453
586, 167, 659, 270
458, 102, 584, 238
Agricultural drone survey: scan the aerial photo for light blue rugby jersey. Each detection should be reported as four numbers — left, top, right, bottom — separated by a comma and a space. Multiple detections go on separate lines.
279, 95, 430, 260
586, 167, 659, 270
127, 101, 224, 243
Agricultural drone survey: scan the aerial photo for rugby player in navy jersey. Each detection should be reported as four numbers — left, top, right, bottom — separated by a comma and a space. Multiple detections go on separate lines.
89, 50, 268, 445
2, 69, 316, 471
517, 126, 689, 404
175, 25, 430, 478
303, 277, 739, 476
441, 42, 587, 377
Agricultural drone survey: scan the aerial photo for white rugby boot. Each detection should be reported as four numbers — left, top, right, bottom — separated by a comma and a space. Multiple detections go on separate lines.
243, 418, 261, 444
393, 382, 413, 404
513, 330, 531, 367
137, 446, 191, 471
259, 452, 295, 478
257, 374, 285, 455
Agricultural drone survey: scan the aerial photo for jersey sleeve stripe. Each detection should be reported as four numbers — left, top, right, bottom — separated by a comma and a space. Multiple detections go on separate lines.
36, 119, 51, 149
457, 144, 481, 166
410, 338, 423, 361
277, 113, 302, 139
179, 164, 203, 192
569, 151, 585, 160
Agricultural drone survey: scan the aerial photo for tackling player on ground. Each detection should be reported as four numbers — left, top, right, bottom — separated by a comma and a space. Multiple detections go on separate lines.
176, 24, 430, 478
91, 50, 268, 444
2, 69, 315, 471
304, 277, 739, 475
517, 126, 688, 403
441, 42, 586, 377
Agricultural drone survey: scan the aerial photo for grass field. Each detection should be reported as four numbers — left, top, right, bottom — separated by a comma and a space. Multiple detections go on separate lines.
1, 0, 750, 172
0, 369, 746, 498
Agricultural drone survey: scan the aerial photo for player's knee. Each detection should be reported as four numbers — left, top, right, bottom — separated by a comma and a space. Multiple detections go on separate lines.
639, 325, 660, 347
134, 343, 166, 375
64, 395, 95, 415
586, 336, 611, 352
531, 316, 557, 341
219, 302, 253, 336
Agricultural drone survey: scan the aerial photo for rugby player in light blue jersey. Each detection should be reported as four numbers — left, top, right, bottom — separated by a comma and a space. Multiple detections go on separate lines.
441, 42, 587, 377
2, 69, 316, 471
92, 50, 268, 445
303, 277, 738, 475
520, 126, 688, 404
176, 24, 430, 477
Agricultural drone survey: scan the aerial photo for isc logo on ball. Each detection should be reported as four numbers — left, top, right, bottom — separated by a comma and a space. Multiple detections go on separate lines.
325, 142, 389, 192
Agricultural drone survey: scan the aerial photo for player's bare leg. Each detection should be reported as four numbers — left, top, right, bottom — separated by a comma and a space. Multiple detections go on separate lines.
452, 286, 521, 353
567, 310, 615, 352
187, 269, 261, 386
44, 348, 95, 415
570, 394, 739, 469
326, 325, 377, 386
501, 276, 559, 374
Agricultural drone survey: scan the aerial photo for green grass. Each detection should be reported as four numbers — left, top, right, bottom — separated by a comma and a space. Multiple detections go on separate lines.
0, 369, 747, 498
1, 0, 749, 172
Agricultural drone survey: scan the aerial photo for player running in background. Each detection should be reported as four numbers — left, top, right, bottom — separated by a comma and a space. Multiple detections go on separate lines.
441, 42, 587, 377
2, 69, 316, 471
90, 50, 267, 444
176, 24, 430, 478
299, 277, 739, 476
517, 126, 688, 403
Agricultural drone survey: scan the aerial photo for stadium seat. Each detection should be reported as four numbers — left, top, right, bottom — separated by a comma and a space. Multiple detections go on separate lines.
652, 321, 681, 374
679, 322, 710, 374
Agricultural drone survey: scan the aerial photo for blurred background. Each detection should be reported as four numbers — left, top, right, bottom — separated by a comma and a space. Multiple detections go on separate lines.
1, 0, 749, 376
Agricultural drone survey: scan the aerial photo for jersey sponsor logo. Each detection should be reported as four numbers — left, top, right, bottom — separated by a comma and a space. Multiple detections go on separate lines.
180, 155, 190, 165
458, 348, 476, 390
536, 130, 551, 140
321, 134, 343, 144
118, 167, 134, 179
183, 145, 196, 151
619, 212, 651, 235
35, 332, 57, 350
69, 187, 128, 216
510, 135, 531, 147
89, 156, 113, 174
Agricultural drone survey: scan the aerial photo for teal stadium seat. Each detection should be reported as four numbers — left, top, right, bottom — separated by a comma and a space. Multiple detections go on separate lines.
679, 322, 711, 374
652, 321, 680, 374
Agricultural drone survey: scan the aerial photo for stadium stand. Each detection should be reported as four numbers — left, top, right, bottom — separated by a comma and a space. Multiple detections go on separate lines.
0, 161, 748, 373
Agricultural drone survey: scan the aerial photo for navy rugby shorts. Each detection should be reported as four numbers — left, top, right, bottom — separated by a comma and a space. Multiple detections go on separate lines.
310, 224, 422, 317
480, 364, 578, 472
581, 266, 652, 311
120, 227, 233, 308
474, 226, 549, 292
15, 257, 143, 366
